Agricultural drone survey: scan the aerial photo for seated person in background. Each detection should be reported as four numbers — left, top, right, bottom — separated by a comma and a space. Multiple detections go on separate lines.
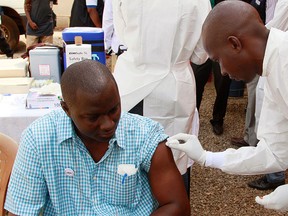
0, 31, 13, 58
4, 60, 190, 216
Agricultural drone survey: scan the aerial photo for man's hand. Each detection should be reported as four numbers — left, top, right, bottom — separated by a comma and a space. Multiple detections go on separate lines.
255, 184, 288, 212
29, 21, 38, 30
166, 133, 206, 166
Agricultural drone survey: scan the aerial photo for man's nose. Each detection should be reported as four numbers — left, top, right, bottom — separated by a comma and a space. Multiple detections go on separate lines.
220, 66, 228, 76
98, 115, 115, 130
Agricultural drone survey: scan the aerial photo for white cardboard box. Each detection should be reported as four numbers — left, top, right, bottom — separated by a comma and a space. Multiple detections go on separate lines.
0, 58, 28, 78
26, 91, 61, 109
0, 77, 34, 94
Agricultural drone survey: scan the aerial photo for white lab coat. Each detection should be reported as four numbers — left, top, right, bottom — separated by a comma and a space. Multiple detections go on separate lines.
266, 0, 288, 31
206, 28, 288, 175
102, 0, 125, 53
112, 0, 211, 174
255, 0, 288, 134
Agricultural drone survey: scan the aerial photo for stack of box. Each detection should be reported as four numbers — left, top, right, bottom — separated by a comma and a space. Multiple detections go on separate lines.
0, 58, 33, 94
26, 83, 62, 109
26, 91, 61, 109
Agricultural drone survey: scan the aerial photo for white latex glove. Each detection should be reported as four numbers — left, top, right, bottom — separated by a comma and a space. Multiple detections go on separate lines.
255, 184, 288, 212
166, 133, 206, 166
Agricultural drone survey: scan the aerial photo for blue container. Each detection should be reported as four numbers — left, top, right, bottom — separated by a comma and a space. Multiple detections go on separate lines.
229, 80, 245, 97
62, 27, 106, 69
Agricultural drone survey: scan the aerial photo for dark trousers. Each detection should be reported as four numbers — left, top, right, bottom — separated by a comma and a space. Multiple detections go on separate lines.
0, 33, 13, 58
129, 100, 190, 197
192, 58, 231, 125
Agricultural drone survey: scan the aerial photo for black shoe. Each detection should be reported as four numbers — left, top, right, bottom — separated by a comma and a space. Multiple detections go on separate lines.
247, 176, 285, 190
230, 137, 249, 147
210, 120, 223, 135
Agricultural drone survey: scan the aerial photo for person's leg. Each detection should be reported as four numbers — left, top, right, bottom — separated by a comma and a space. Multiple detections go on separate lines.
255, 77, 266, 134
266, 172, 285, 183
26, 35, 39, 50
40, 35, 54, 44
248, 172, 285, 190
0, 33, 13, 58
232, 75, 259, 147
243, 75, 259, 146
210, 61, 231, 135
191, 58, 213, 110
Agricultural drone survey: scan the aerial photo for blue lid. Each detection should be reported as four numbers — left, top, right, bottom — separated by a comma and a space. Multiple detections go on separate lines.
62, 27, 104, 41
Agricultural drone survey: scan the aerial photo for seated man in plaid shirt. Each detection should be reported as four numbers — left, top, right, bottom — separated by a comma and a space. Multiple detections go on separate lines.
5, 60, 190, 216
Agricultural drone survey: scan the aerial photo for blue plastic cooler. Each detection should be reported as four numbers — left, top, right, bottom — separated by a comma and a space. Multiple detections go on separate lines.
62, 27, 106, 68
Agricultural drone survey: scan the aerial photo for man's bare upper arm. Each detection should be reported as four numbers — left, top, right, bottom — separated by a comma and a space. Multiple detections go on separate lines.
148, 141, 190, 215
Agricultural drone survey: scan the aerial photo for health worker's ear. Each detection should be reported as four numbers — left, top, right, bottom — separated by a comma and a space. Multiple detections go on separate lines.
227, 36, 242, 52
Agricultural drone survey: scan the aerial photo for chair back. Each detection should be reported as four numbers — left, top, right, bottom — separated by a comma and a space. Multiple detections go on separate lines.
0, 133, 18, 216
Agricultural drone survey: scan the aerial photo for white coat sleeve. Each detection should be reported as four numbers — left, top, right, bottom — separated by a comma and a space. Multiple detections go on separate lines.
86, 0, 97, 7
102, 0, 113, 50
190, 0, 211, 64
206, 93, 288, 175
112, 0, 125, 45
266, 0, 288, 31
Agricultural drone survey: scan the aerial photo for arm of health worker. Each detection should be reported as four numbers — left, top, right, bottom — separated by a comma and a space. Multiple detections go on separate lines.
166, 132, 287, 175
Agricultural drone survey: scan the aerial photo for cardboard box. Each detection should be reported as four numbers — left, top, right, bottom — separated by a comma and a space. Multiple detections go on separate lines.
26, 91, 61, 109
0, 58, 28, 78
0, 77, 34, 94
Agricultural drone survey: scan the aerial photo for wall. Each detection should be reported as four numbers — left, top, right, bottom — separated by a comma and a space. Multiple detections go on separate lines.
53, 0, 73, 28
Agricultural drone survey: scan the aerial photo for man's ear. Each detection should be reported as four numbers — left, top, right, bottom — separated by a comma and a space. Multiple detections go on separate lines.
227, 36, 242, 52
60, 101, 70, 117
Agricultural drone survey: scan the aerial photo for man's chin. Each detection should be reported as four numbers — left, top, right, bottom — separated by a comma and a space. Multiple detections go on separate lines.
97, 135, 115, 143
230, 76, 248, 82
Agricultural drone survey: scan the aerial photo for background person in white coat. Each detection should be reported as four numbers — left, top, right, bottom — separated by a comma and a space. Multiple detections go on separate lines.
112, 0, 211, 194
102, 0, 126, 54
166, 0, 288, 205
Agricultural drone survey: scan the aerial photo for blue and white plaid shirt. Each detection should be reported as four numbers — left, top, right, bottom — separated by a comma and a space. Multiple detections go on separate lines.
5, 110, 168, 215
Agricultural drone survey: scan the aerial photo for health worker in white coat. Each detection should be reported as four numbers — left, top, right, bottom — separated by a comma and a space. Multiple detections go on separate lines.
254, 0, 288, 212
112, 0, 211, 178
166, 0, 288, 204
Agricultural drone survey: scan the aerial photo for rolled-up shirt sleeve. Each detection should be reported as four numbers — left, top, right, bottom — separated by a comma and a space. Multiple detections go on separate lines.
86, 0, 97, 8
